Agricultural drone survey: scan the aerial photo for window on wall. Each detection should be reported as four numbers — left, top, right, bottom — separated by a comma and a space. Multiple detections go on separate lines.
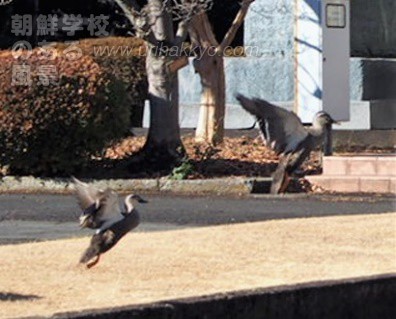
350, 0, 396, 58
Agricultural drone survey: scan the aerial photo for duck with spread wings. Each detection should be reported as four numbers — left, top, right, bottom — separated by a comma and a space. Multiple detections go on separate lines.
236, 94, 337, 194
73, 177, 147, 268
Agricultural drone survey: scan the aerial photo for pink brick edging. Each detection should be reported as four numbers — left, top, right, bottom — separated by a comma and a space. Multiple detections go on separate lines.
307, 155, 396, 194
306, 176, 396, 194
323, 156, 396, 177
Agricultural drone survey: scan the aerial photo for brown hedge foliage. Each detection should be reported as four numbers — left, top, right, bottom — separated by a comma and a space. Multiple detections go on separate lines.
55, 37, 148, 124
0, 48, 131, 176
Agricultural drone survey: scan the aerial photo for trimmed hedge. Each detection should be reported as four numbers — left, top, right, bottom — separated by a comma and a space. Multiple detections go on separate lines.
55, 37, 148, 125
0, 48, 132, 176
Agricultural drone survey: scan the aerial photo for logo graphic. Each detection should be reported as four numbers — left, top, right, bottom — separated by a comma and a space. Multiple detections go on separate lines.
0, 0, 14, 6
11, 40, 32, 60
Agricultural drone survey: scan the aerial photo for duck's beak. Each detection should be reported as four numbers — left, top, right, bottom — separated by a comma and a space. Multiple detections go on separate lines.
328, 117, 340, 125
132, 194, 148, 204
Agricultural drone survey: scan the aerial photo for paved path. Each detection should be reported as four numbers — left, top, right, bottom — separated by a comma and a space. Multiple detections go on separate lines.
0, 193, 394, 244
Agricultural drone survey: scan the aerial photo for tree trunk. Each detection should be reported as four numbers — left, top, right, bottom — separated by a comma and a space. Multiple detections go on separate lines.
194, 54, 225, 145
137, 0, 185, 167
190, 13, 225, 145
189, 1, 255, 145
143, 46, 184, 165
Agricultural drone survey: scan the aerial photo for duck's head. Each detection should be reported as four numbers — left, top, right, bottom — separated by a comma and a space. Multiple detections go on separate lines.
313, 111, 338, 127
124, 194, 148, 213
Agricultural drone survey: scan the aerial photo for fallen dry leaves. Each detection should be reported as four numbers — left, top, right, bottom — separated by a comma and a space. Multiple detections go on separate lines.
103, 135, 322, 179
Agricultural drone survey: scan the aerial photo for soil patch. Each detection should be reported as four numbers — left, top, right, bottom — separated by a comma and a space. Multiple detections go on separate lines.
82, 134, 395, 180
81, 135, 322, 183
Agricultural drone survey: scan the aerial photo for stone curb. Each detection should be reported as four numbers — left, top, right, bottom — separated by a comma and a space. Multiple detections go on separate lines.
1, 176, 394, 195
36, 274, 396, 319
0, 176, 272, 195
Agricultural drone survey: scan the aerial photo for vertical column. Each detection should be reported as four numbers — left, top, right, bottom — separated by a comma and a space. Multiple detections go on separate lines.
295, 0, 350, 122
322, 0, 350, 121
295, 0, 323, 122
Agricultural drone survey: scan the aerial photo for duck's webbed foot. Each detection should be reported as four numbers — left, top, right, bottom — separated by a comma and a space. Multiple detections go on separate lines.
86, 255, 101, 269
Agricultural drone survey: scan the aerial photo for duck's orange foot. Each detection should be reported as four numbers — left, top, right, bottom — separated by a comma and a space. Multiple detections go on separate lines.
86, 255, 101, 269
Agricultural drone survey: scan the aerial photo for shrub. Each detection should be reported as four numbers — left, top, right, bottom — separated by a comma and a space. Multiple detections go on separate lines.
55, 37, 148, 125
0, 48, 131, 176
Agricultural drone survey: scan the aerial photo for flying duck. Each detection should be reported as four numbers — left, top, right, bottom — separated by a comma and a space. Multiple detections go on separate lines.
73, 177, 147, 268
236, 94, 337, 194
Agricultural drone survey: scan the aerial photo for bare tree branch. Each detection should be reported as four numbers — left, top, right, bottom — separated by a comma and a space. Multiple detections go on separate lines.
114, 0, 213, 47
146, 0, 172, 42
174, 20, 189, 47
172, 0, 212, 22
189, 12, 219, 50
217, 0, 255, 53
114, 0, 160, 44
167, 55, 189, 73
170, 0, 212, 47
113, 0, 141, 25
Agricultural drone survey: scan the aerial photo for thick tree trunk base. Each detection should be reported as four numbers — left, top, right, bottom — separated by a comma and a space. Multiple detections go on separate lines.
143, 139, 185, 165
128, 140, 185, 173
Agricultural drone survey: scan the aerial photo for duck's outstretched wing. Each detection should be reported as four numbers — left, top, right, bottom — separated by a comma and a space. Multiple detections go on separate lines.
95, 189, 123, 228
72, 177, 103, 211
72, 177, 122, 228
236, 94, 308, 155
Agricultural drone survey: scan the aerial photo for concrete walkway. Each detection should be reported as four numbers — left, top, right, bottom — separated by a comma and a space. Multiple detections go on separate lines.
0, 193, 394, 245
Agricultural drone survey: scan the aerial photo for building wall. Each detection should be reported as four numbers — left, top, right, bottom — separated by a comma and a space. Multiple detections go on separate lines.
178, 0, 396, 129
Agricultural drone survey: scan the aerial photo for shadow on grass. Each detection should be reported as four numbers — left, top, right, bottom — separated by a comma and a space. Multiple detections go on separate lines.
0, 292, 41, 302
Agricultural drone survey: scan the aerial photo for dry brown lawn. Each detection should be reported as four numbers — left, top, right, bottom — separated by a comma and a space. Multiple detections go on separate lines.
1, 213, 395, 318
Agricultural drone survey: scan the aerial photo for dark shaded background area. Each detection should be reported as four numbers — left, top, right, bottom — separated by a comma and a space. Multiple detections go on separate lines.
0, 0, 130, 47
2, 1, 396, 58
361, 60, 396, 100
350, 0, 396, 58
294, 0, 396, 58
0, 0, 243, 49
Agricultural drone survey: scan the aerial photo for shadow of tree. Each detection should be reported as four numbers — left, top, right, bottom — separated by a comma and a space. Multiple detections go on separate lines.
0, 292, 41, 302
76, 157, 278, 180
191, 159, 277, 178
79, 157, 174, 179
75, 152, 322, 180
5, 134, 323, 183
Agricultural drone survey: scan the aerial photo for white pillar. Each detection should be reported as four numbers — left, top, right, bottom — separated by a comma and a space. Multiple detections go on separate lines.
295, 0, 350, 122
